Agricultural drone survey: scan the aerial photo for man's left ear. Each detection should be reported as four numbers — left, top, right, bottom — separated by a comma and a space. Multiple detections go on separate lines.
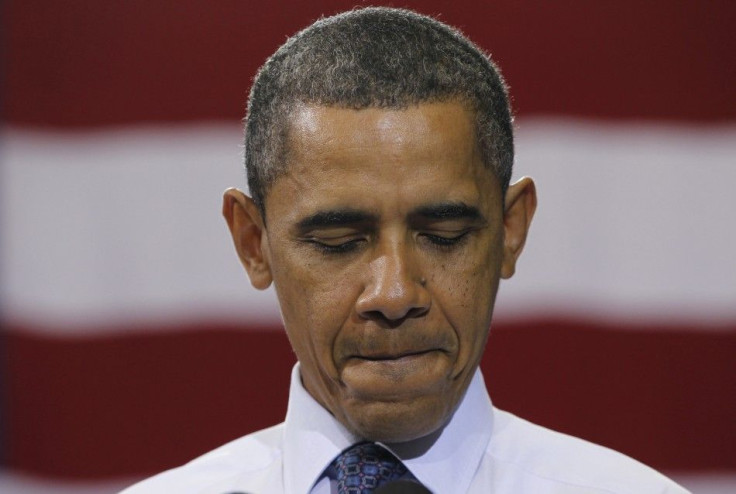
500, 177, 537, 279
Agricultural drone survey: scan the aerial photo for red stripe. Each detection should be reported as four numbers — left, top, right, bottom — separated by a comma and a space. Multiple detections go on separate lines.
5, 320, 734, 478
4, 0, 735, 127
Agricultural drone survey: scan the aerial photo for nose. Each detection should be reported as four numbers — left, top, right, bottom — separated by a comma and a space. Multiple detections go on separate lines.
355, 238, 430, 324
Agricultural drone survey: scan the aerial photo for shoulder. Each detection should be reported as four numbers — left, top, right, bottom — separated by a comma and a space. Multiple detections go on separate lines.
484, 408, 689, 493
119, 424, 285, 494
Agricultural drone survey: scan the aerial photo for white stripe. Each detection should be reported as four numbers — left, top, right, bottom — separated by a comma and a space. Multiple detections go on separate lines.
2, 121, 735, 334
0, 125, 282, 331
496, 120, 736, 325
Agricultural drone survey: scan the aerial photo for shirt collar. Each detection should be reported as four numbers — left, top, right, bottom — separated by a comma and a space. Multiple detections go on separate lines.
384, 369, 494, 494
283, 363, 494, 494
283, 364, 359, 494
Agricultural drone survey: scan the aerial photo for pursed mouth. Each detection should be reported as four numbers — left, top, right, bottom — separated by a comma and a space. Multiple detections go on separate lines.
352, 349, 441, 361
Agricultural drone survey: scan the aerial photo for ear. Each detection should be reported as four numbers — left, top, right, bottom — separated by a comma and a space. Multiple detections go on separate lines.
222, 188, 273, 290
500, 177, 537, 279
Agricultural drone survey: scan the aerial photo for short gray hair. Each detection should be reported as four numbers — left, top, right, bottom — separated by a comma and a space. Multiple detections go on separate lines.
245, 7, 514, 214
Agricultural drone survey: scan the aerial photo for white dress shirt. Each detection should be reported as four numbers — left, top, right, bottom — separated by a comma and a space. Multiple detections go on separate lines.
121, 364, 688, 493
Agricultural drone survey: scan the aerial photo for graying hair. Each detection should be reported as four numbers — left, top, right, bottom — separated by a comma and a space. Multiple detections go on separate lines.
245, 7, 514, 214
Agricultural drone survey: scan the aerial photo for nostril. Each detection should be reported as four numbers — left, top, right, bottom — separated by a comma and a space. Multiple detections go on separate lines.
360, 305, 429, 328
361, 310, 408, 329
406, 306, 429, 319
356, 250, 431, 322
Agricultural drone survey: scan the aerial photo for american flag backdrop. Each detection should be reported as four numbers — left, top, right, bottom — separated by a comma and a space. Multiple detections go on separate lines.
1, 1, 735, 492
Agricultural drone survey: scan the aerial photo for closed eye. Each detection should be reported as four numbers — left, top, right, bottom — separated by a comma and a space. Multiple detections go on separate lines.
420, 230, 472, 250
305, 236, 366, 254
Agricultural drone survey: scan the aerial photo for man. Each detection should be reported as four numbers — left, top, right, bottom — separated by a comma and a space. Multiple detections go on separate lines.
122, 7, 688, 493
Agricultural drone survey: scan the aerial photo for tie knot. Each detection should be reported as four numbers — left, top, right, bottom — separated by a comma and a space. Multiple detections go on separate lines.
330, 442, 408, 494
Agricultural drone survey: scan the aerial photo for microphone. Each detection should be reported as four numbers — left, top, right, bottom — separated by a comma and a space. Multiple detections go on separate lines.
374, 480, 432, 493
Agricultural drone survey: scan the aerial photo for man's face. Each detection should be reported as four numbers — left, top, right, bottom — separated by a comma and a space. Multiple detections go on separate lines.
226, 101, 534, 442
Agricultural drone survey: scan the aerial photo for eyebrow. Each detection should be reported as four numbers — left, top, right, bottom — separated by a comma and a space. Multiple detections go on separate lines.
295, 209, 378, 231
410, 202, 484, 222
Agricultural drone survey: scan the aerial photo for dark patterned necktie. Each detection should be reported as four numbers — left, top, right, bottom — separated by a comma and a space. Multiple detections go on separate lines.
330, 442, 408, 494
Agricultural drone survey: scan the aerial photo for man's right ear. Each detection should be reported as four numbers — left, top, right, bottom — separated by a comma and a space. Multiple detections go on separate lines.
222, 188, 273, 290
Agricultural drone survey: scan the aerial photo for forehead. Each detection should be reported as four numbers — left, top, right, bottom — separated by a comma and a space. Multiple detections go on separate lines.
287, 101, 478, 165
264, 102, 500, 220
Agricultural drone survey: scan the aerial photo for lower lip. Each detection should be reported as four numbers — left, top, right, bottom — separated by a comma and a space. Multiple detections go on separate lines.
362, 351, 434, 364
341, 351, 449, 396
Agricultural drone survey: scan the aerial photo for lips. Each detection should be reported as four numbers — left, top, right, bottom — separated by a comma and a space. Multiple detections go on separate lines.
353, 348, 440, 361
339, 324, 453, 352
339, 347, 452, 398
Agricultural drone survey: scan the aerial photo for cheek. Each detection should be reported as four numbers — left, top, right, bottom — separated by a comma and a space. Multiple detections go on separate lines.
429, 248, 500, 341
271, 254, 359, 355
281, 273, 353, 319
433, 241, 500, 295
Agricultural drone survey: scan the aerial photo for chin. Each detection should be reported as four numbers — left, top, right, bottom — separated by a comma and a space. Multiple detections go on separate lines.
342, 395, 453, 443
